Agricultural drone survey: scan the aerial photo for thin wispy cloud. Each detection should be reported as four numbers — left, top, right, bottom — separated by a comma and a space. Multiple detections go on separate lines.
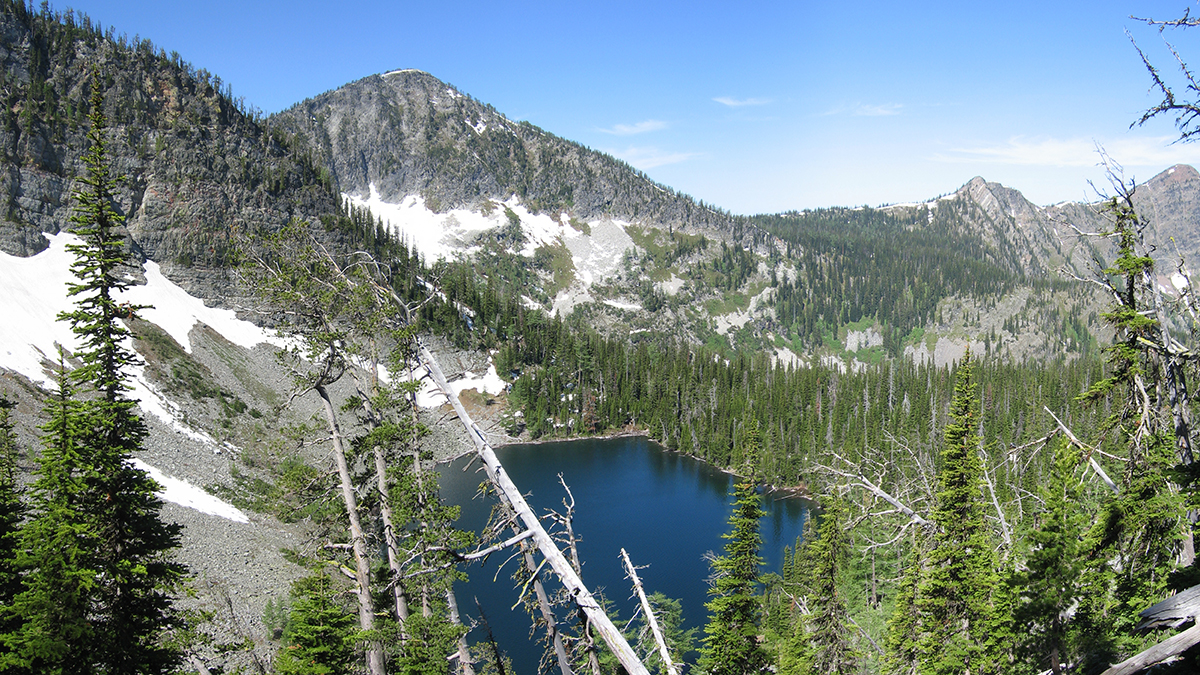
934, 135, 1200, 167
821, 103, 904, 117
714, 96, 772, 107
597, 119, 669, 136
854, 103, 903, 117
608, 146, 701, 169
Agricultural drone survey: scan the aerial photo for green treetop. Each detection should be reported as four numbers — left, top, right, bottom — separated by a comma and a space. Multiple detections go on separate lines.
914, 348, 1003, 675
4, 69, 185, 674
700, 423, 770, 675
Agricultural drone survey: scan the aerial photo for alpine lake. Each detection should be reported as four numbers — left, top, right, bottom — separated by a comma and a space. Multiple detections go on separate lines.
437, 435, 814, 674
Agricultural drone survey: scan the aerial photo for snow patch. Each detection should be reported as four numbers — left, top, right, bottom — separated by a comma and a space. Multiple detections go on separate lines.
131, 459, 249, 523
345, 187, 574, 263
0, 232, 256, 447
559, 219, 634, 286
408, 361, 507, 409
122, 261, 282, 354
0, 231, 81, 387
603, 299, 642, 311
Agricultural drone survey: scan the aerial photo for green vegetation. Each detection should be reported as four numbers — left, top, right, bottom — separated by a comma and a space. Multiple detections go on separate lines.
699, 425, 770, 675
0, 70, 185, 673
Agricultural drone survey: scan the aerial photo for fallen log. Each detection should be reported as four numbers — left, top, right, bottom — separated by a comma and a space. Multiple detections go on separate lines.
1101, 622, 1200, 675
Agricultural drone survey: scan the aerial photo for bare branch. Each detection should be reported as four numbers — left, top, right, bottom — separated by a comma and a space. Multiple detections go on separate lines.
816, 459, 932, 528
1044, 406, 1119, 494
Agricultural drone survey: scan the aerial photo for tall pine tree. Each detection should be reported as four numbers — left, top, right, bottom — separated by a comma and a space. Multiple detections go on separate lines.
699, 421, 770, 675
5, 69, 185, 674
913, 349, 1002, 675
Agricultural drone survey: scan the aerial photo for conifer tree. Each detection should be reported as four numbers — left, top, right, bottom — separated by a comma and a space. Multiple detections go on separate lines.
5, 69, 184, 674
699, 422, 770, 675
801, 498, 859, 675
2, 362, 96, 673
0, 397, 21, 610
1015, 438, 1085, 675
274, 573, 356, 675
883, 566, 921, 675
913, 349, 1001, 675
1076, 193, 1187, 659
0, 396, 27, 671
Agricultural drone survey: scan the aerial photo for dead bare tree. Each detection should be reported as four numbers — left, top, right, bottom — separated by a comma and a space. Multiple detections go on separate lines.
621, 549, 679, 675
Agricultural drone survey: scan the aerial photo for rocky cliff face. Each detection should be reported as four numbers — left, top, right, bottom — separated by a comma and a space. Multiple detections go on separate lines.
879, 165, 1200, 284
271, 69, 742, 236
0, 4, 344, 304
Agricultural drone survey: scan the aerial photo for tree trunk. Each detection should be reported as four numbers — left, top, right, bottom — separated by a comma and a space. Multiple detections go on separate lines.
446, 587, 476, 675
1101, 622, 1200, 675
375, 444, 411, 627
317, 384, 385, 675
621, 548, 679, 675
522, 542, 574, 675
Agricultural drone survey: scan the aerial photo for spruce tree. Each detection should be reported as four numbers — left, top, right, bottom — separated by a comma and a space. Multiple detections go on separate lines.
274, 573, 356, 675
801, 498, 859, 675
2, 362, 96, 673
913, 349, 1001, 675
699, 423, 770, 675
1015, 438, 1085, 675
6, 69, 184, 674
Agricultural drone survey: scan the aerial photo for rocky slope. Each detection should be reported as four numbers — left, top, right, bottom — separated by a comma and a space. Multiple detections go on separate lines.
272, 69, 740, 232
0, 2, 349, 305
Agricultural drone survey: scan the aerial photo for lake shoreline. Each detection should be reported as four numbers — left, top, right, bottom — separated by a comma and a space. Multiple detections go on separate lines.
437, 434, 815, 675
437, 425, 817, 502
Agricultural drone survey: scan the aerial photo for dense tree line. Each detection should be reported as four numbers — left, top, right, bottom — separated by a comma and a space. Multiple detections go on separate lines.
752, 206, 1042, 355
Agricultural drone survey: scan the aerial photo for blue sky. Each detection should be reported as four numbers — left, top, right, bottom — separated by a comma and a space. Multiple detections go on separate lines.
57, 1, 1200, 214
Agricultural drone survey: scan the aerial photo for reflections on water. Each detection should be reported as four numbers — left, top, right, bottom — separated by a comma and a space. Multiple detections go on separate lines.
437, 435, 812, 674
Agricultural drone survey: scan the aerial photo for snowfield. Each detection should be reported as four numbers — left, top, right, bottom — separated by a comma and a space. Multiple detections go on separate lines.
346, 186, 577, 263
0, 232, 267, 522
344, 187, 637, 300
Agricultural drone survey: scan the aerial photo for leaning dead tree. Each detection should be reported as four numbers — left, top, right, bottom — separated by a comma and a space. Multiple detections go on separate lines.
621, 548, 680, 675
417, 340, 652, 675
242, 221, 650, 672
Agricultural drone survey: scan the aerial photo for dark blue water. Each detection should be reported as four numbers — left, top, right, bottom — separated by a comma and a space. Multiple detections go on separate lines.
436, 436, 812, 674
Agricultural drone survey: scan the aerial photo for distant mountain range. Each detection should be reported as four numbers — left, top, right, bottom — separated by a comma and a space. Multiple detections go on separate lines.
0, 6, 1198, 367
